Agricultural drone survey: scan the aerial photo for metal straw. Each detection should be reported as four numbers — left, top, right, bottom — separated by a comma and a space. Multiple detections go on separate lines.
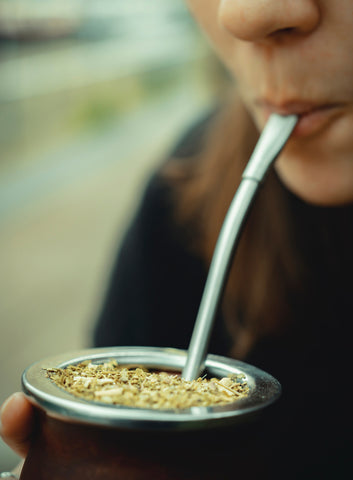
182, 114, 298, 381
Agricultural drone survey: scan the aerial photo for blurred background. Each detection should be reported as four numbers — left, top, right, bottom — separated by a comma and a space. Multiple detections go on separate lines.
0, 0, 228, 469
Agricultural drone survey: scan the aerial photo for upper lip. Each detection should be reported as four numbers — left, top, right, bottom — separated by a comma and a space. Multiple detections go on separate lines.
256, 100, 342, 116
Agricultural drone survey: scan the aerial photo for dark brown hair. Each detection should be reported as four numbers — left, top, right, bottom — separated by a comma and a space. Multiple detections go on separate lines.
164, 94, 305, 358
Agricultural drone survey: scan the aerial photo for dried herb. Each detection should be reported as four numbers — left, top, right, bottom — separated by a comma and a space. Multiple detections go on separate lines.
46, 360, 248, 410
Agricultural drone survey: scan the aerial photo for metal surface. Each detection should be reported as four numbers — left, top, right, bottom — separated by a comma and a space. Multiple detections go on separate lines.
22, 346, 281, 431
182, 114, 298, 381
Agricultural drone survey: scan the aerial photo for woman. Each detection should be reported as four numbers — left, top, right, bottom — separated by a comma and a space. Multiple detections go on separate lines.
1, 1, 352, 478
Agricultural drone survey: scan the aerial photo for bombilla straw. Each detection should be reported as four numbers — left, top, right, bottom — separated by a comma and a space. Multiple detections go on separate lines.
182, 113, 298, 381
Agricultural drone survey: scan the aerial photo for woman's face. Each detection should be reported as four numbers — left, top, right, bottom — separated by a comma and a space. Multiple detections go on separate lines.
186, 0, 353, 205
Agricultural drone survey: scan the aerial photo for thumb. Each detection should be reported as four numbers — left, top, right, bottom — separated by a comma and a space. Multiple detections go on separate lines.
0, 392, 35, 458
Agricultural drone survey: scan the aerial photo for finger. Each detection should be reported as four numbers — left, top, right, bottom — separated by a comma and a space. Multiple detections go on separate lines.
0, 392, 35, 458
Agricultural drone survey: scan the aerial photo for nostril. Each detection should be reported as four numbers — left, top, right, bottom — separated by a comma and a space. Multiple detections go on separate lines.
279, 27, 295, 34
269, 26, 296, 38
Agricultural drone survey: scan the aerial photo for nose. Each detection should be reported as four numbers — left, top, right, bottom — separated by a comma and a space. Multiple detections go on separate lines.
218, 0, 320, 42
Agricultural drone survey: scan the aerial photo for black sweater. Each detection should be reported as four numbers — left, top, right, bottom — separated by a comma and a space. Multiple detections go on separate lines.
94, 115, 352, 479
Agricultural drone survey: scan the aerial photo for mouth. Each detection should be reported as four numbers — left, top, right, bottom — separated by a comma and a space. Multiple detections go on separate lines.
256, 100, 344, 137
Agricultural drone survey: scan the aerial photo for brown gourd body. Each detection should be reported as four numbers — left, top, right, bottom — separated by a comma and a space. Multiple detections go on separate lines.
20, 408, 266, 480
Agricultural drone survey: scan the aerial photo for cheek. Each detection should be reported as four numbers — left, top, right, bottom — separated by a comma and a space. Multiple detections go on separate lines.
185, 1, 260, 97
186, 1, 241, 68
185, 0, 220, 32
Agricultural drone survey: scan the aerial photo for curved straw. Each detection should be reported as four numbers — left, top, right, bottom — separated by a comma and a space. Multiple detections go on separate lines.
182, 114, 298, 381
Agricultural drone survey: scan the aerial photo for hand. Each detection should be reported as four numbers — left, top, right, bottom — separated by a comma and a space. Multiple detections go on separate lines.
0, 393, 35, 458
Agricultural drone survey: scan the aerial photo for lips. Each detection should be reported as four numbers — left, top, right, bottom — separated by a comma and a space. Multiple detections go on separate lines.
256, 100, 344, 137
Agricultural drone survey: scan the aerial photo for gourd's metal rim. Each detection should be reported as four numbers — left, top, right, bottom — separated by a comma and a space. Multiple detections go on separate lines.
22, 346, 281, 431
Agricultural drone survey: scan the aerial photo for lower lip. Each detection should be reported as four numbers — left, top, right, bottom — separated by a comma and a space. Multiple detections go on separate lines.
262, 104, 343, 138
292, 106, 342, 137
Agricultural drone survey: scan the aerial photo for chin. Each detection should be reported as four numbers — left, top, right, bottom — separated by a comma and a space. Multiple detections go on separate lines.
271, 109, 353, 206
274, 162, 353, 207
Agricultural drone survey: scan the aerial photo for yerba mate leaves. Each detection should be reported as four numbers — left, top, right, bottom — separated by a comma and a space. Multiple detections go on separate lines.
46, 360, 248, 410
